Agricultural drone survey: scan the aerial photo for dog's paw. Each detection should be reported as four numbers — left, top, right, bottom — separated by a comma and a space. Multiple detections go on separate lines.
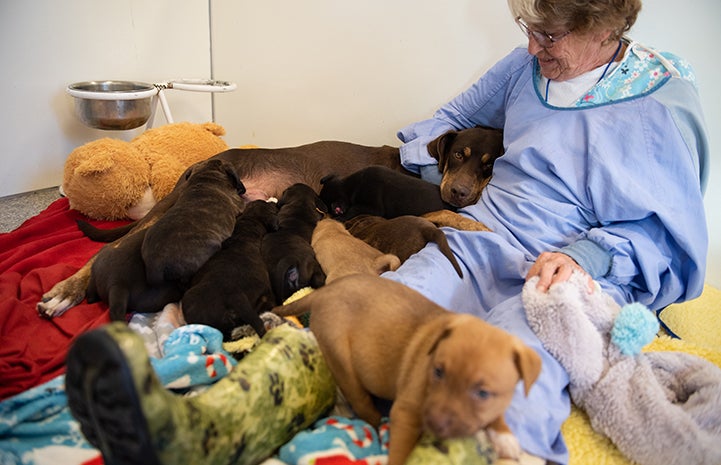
37, 274, 89, 318
37, 292, 81, 318
483, 428, 522, 461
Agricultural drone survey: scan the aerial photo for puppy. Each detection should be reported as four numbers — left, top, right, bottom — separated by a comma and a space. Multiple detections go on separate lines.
261, 183, 327, 303
273, 274, 541, 464
142, 158, 246, 285
319, 165, 452, 221
311, 218, 400, 283
181, 200, 279, 339
426, 126, 504, 208
344, 214, 463, 278
86, 228, 183, 321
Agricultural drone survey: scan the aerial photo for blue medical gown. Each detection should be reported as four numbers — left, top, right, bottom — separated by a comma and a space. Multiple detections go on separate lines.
384, 46, 708, 463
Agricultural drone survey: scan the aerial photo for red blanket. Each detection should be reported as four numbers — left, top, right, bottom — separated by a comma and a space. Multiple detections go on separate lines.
0, 199, 130, 400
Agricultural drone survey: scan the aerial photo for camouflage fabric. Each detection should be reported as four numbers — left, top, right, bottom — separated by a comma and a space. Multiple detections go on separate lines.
97, 323, 336, 465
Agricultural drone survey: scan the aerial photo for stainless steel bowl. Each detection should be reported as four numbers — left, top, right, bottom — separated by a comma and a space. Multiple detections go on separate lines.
67, 80, 158, 130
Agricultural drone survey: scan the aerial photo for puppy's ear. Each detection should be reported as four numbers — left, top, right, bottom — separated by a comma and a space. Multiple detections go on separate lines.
314, 196, 329, 216
320, 174, 338, 185
513, 342, 542, 397
222, 162, 246, 195
428, 327, 453, 355
372, 254, 401, 275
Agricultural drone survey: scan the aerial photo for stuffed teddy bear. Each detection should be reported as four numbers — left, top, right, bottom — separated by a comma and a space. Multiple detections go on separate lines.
523, 271, 721, 465
63, 122, 229, 220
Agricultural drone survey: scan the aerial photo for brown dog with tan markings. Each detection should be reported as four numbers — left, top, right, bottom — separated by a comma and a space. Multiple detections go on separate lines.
427, 126, 504, 208
273, 273, 541, 464
311, 218, 400, 283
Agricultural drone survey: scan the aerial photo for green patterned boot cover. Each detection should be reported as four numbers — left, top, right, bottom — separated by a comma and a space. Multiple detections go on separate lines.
66, 322, 335, 465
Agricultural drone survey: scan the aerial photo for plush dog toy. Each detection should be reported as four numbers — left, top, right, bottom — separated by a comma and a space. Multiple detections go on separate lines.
62, 122, 229, 220
523, 271, 721, 465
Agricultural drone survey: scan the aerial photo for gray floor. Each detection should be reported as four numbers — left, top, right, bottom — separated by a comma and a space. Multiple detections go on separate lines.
0, 187, 63, 233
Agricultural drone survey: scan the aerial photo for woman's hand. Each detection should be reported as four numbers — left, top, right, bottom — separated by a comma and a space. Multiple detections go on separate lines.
526, 251, 593, 293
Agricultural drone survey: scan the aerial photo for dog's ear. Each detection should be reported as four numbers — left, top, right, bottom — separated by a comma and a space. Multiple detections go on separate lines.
372, 254, 401, 275
314, 196, 329, 216
320, 174, 338, 185
427, 130, 457, 166
513, 342, 542, 397
428, 326, 453, 355
221, 161, 246, 196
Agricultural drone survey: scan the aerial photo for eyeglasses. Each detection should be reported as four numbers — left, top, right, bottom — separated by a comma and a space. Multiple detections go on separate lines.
515, 17, 571, 48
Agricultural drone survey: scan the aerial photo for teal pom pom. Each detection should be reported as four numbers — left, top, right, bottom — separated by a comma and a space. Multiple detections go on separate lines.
611, 303, 659, 356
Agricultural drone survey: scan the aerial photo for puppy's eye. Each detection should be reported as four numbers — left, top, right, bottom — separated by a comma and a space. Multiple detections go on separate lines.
433, 366, 445, 380
453, 151, 463, 160
474, 389, 491, 400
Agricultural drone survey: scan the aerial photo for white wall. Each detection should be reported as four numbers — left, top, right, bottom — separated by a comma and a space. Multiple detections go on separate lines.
0, 0, 718, 289
211, 0, 721, 288
0, 1, 214, 197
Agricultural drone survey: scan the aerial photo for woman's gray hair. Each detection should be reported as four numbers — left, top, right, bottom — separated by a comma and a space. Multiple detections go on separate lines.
508, 0, 642, 41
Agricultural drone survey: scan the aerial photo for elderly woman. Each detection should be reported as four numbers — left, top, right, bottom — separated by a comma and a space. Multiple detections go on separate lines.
387, 0, 708, 461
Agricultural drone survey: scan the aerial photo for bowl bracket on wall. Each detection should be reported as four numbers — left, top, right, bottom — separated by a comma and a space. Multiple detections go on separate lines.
67, 79, 237, 131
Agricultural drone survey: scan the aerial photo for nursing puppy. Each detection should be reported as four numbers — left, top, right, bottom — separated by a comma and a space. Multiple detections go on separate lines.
86, 227, 183, 321
426, 126, 504, 208
181, 200, 279, 339
261, 183, 327, 304
273, 274, 541, 463
319, 165, 452, 222
142, 158, 246, 285
311, 218, 400, 283
344, 214, 463, 278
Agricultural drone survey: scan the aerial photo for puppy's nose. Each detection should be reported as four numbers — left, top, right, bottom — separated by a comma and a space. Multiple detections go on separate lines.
426, 413, 453, 438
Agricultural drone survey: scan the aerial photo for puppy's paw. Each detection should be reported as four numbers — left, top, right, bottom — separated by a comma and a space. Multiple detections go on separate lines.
37, 292, 81, 318
37, 275, 88, 318
483, 428, 522, 461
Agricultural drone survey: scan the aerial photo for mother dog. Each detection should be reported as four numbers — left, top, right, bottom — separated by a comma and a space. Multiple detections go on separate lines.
38, 127, 502, 317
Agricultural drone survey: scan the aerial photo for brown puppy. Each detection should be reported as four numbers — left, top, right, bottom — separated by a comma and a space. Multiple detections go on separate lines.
344, 214, 463, 278
181, 200, 279, 339
273, 274, 541, 464
86, 227, 183, 321
311, 218, 400, 283
261, 183, 327, 303
426, 126, 504, 208
142, 158, 246, 285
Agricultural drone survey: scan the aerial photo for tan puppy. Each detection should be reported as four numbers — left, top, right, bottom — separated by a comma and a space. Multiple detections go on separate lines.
273, 274, 541, 464
311, 218, 400, 283
344, 214, 463, 278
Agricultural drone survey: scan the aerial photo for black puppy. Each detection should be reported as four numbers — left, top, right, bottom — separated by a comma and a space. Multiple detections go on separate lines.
142, 158, 246, 285
180, 200, 279, 339
86, 228, 183, 321
261, 184, 327, 304
319, 165, 453, 221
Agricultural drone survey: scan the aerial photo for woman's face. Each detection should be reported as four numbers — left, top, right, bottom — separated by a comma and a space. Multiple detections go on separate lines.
525, 23, 615, 81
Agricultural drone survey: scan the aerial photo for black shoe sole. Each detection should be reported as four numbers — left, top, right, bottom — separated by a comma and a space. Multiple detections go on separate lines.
65, 326, 162, 465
